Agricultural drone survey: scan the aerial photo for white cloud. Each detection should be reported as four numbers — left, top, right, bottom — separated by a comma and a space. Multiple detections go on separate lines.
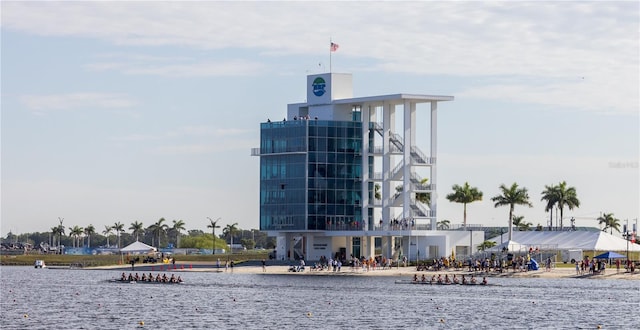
19, 93, 136, 113
5, 2, 636, 113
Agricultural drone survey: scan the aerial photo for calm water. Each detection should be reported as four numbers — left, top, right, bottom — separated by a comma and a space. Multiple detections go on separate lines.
0, 266, 637, 329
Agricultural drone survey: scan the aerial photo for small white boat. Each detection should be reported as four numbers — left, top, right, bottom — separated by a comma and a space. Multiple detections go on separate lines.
34, 260, 46, 268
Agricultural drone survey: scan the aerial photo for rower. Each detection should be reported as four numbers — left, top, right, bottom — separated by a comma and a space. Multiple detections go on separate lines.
453, 274, 459, 284
170, 274, 176, 283
148, 273, 153, 282
127, 273, 134, 281
430, 275, 436, 284
413, 274, 418, 282
437, 274, 443, 284
482, 276, 488, 285
121, 272, 126, 281
444, 274, 451, 284
470, 275, 477, 284
141, 273, 147, 281
421, 274, 426, 282
462, 275, 467, 285
177, 276, 183, 283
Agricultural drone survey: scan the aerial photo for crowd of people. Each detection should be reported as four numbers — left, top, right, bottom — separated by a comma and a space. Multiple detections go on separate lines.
120, 272, 182, 283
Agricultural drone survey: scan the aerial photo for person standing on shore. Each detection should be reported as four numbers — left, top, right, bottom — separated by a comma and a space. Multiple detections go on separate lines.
262, 259, 266, 272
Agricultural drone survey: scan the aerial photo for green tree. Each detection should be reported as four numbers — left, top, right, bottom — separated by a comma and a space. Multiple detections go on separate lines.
554, 181, 580, 231
540, 184, 559, 230
148, 218, 168, 249
223, 222, 239, 253
478, 240, 497, 251
112, 222, 125, 249
102, 225, 113, 247
129, 221, 144, 242
512, 215, 532, 231
436, 219, 450, 230
171, 219, 186, 248
597, 213, 621, 234
69, 225, 84, 248
445, 182, 483, 228
491, 183, 533, 242
84, 224, 95, 248
55, 217, 65, 254
207, 217, 221, 254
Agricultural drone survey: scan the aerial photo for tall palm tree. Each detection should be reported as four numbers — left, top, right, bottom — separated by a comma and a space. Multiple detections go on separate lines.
597, 213, 621, 234
436, 219, 450, 230
445, 182, 483, 228
223, 222, 239, 253
56, 217, 65, 254
207, 217, 221, 254
171, 219, 186, 248
84, 224, 95, 248
554, 181, 580, 231
112, 222, 125, 249
540, 184, 559, 231
491, 183, 533, 241
102, 225, 113, 247
70, 225, 84, 248
148, 218, 168, 249
50, 226, 59, 252
129, 221, 145, 242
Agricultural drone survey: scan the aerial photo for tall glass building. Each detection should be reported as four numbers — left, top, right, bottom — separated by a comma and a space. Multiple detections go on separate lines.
253, 73, 483, 262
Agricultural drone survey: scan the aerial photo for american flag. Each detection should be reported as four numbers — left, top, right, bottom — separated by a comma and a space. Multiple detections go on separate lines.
330, 42, 339, 52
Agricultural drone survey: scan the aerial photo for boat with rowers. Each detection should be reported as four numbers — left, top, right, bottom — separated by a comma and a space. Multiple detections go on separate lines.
395, 274, 492, 286
111, 272, 184, 284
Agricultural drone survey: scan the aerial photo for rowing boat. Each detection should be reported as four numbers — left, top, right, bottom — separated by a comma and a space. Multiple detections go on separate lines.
394, 280, 493, 286
108, 279, 184, 285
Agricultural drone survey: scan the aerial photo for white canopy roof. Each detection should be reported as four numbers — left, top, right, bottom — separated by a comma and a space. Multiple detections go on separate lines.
489, 231, 640, 252
119, 241, 157, 253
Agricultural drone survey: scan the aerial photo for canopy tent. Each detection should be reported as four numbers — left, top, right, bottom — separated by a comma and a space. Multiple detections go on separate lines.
486, 240, 529, 253
594, 251, 626, 259
120, 241, 157, 254
489, 231, 640, 252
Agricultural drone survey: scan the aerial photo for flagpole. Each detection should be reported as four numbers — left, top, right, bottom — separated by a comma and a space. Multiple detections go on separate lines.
329, 38, 332, 73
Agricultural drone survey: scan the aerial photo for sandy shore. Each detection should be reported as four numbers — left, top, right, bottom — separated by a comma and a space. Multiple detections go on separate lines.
93, 262, 640, 280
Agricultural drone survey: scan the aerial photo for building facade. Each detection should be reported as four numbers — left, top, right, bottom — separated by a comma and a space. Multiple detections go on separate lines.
252, 73, 483, 262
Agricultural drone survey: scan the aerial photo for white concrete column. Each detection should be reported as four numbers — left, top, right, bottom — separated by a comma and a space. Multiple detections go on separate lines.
382, 103, 392, 227
430, 101, 438, 230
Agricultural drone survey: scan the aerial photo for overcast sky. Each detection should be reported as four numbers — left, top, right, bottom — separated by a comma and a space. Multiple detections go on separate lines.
1, 1, 638, 237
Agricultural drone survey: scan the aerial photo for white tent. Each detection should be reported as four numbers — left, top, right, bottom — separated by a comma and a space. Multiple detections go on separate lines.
486, 240, 529, 253
119, 241, 157, 254
489, 231, 640, 252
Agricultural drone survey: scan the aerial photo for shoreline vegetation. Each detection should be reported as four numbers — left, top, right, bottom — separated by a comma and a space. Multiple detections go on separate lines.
3, 254, 638, 280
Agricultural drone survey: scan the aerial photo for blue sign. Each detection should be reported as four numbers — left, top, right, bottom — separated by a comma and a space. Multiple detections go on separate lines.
312, 77, 326, 96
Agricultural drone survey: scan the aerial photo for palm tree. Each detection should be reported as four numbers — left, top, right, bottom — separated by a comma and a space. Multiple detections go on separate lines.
148, 218, 168, 249
415, 178, 431, 205
171, 219, 186, 248
223, 222, 239, 253
478, 240, 497, 251
84, 224, 95, 248
112, 222, 125, 249
129, 221, 144, 241
436, 219, 450, 230
491, 183, 533, 242
55, 217, 65, 254
70, 225, 84, 248
207, 217, 221, 254
102, 225, 113, 247
445, 182, 483, 228
554, 181, 580, 231
540, 184, 559, 230
512, 215, 532, 231
597, 213, 621, 234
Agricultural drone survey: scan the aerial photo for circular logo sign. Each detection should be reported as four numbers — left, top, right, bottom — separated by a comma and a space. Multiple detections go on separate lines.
312, 77, 326, 97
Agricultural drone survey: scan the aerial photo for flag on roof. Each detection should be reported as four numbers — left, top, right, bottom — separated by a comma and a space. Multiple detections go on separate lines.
330, 42, 339, 52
